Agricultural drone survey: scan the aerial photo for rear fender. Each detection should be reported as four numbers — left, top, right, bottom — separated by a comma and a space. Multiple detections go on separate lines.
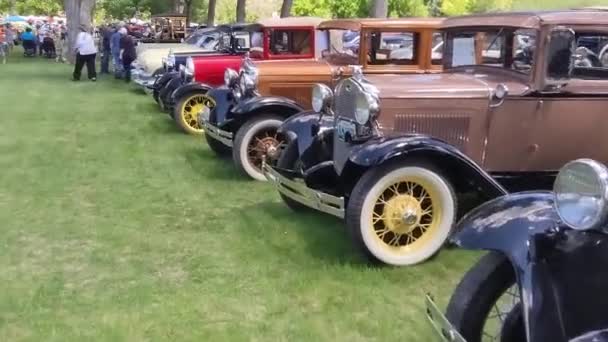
344, 135, 507, 199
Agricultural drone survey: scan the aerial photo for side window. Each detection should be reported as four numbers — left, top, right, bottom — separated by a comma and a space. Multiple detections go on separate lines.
432, 32, 443, 65
368, 31, 417, 65
572, 32, 608, 80
269, 29, 312, 56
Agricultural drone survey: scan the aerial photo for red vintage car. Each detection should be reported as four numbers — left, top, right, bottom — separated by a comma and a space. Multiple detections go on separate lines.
169, 16, 326, 135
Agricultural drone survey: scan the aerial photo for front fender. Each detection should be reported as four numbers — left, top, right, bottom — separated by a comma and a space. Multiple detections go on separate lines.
231, 96, 304, 118
452, 191, 557, 266
172, 82, 212, 102
279, 111, 333, 155
347, 135, 507, 198
154, 71, 179, 90
208, 87, 235, 127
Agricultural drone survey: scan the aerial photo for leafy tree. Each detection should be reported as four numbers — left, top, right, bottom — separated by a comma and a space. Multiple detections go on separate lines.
292, 0, 331, 17
389, 0, 428, 17
330, 0, 369, 18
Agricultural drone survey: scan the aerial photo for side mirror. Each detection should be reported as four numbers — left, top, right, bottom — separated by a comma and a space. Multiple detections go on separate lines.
543, 27, 576, 90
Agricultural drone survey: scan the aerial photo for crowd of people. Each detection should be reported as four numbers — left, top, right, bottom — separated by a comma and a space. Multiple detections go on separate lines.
0, 19, 137, 84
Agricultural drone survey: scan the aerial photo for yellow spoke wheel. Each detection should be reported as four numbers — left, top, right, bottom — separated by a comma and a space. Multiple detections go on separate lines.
174, 92, 215, 135
347, 162, 456, 266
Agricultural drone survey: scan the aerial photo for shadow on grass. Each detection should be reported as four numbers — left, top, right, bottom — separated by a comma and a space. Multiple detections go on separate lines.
240, 200, 368, 266
183, 146, 247, 182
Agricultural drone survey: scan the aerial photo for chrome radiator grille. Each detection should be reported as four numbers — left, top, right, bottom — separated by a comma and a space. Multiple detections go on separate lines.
333, 79, 362, 120
394, 113, 470, 150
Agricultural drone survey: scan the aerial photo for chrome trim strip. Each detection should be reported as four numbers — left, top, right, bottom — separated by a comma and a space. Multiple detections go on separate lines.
201, 120, 234, 147
425, 295, 467, 342
263, 163, 345, 219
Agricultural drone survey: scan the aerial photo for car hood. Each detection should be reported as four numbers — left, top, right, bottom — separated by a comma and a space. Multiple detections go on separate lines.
364, 72, 531, 99
254, 59, 333, 78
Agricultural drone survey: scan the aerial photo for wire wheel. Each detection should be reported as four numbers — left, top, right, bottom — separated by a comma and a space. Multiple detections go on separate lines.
175, 93, 215, 135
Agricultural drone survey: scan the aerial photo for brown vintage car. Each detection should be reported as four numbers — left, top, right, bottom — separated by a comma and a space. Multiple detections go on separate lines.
202, 18, 445, 181
264, 10, 608, 266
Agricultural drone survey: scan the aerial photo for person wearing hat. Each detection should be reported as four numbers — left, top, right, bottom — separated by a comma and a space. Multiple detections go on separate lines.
73, 24, 98, 81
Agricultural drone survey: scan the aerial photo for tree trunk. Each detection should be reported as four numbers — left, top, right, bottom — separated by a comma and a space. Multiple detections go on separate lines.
236, 0, 246, 23
207, 0, 217, 26
184, 0, 192, 27
371, 0, 387, 18
63, 0, 96, 64
280, 0, 292, 17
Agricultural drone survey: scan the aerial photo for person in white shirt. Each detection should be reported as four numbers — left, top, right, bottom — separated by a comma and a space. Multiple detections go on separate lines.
73, 24, 98, 81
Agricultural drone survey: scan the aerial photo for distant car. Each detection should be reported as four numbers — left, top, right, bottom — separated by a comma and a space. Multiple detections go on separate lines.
131, 27, 223, 89
168, 17, 325, 135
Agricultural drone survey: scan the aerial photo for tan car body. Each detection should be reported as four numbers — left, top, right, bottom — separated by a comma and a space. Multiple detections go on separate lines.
252, 18, 444, 109
359, 10, 608, 173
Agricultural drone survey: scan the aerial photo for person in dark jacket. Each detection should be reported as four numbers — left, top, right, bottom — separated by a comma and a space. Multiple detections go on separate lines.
119, 27, 137, 83
100, 24, 113, 74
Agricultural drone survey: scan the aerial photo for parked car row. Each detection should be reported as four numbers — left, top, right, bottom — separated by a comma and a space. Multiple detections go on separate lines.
132, 10, 608, 342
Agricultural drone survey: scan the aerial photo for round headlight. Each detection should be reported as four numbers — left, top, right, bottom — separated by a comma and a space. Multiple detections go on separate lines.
355, 93, 372, 125
224, 68, 238, 87
554, 159, 608, 231
167, 52, 176, 68
240, 72, 257, 92
312, 84, 333, 113
185, 57, 194, 77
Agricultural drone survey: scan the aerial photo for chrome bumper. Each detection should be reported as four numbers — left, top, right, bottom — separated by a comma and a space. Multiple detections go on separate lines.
201, 119, 234, 147
262, 163, 345, 218
425, 295, 467, 342
132, 69, 156, 89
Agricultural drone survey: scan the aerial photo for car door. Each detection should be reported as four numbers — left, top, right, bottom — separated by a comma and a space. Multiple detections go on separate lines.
526, 28, 608, 171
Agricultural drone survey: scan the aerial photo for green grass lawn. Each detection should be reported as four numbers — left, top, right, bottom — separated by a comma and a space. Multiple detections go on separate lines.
0, 50, 479, 341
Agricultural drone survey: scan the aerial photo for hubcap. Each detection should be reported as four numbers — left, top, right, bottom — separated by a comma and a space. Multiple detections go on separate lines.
181, 95, 214, 131
247, 130, 284, 171
371, 179, 440, 251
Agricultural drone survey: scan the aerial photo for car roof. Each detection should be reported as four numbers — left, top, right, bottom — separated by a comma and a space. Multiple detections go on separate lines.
215, 22, 251, 32
254, 16, 325, 28
442, 10, 608, 30
318, 18, 443, 31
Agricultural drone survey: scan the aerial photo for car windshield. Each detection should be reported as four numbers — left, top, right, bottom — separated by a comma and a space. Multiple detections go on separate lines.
321, 29, 360, 65
445, 28, 537, 74
184, 28, 218, 46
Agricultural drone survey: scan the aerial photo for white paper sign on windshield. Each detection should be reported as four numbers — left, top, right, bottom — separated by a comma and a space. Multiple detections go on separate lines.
452, 37, 476, 67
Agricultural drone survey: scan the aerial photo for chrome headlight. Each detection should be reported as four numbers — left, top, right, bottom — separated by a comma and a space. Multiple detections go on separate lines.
554, 159, 608, 231
312, 84, 333, 113
167, 51, 176, 68
185, 57, 194, 78
239, 72, 257, 92
224, 68, 238, 87
354, 91, 379, 125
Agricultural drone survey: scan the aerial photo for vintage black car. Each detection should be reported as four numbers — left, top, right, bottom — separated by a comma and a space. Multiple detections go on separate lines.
427, 159, 608, 342
150, 23, 252, 111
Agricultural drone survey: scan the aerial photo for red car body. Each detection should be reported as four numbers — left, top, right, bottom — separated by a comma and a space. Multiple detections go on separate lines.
171, 16, 326, 135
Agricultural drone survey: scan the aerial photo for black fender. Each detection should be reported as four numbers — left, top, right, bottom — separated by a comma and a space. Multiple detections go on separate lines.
153, 71, 179, 90
172, 82, 212, 103
344, 134, 507, 198
452, 191, 557, 263
231, 96, 304, 120
451, 191, 608, 341
279, 111, 334, 155
208, 87, 236, 127
159, 75, 184, 108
